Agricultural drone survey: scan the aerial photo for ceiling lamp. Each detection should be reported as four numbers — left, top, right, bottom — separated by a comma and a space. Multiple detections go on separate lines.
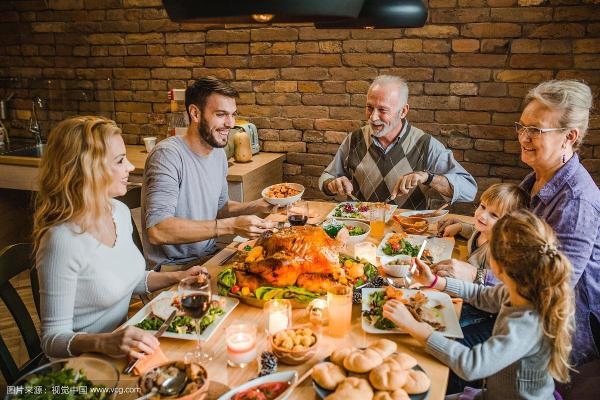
315, 0, 428, 29
162, 0, 366, 23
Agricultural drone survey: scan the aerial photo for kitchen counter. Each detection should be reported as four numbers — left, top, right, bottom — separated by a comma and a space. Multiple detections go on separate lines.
0, 145, 286, 201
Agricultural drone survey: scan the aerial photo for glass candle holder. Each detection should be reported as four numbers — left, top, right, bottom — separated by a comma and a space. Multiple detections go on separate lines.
307, 298, 329, 332
226, 324, 257, 368
327, 286, 353, 338
264, 299, 292, 336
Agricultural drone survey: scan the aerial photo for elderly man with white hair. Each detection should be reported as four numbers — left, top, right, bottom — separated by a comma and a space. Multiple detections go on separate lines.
319, 75, 477, 209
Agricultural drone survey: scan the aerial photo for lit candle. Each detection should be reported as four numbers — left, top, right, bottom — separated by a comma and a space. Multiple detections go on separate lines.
268, 311, 289, 335
264, 299, 292, 335
226, 324, 257, 367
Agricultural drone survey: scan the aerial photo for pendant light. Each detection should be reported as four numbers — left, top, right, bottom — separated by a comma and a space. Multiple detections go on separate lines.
315, 0, 428, 29
162, 0, 366, 23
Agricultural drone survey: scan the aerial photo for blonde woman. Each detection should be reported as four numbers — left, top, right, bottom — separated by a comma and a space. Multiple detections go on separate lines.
34, 116, 204, 359
385, 210, 574, 399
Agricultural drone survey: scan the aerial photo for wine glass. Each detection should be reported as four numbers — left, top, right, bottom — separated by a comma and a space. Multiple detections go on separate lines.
287, 200, 309, 226
178, 273, 213, 362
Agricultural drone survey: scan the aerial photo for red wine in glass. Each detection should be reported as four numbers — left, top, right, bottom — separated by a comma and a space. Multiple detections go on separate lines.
181, 293, 210, 319
288, 214, 308, 226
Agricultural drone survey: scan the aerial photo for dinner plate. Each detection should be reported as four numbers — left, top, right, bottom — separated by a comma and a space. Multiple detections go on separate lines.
361, 288, 463, 339
312, 355, 430, 400
218, 371, 298, 400
124, 291, 239, 341
325, 201, 398, 223
377, 232, 455, 266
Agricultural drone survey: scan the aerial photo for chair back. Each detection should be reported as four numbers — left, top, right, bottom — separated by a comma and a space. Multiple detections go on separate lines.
0, 243, 43, 384
115, 184, 143, 253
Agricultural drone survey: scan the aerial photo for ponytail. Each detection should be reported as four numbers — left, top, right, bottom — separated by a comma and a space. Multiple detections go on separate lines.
490, 210, 574, 382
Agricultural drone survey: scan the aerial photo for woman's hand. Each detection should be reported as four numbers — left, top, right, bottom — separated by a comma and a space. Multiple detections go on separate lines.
411, 257, 436, 287
102, 326, 159, 358
437, 218, 462, 237
431, 259, 477, 282
383, 299, 434, 346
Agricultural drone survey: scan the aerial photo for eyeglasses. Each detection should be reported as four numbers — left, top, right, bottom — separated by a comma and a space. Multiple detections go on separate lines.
514, 122, 566, 138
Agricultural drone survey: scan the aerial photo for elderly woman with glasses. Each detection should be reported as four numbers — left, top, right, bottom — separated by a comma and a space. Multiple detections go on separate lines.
517, 80, 599, 367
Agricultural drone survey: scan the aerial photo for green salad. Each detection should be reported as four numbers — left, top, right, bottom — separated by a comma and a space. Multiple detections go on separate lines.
12, 368, 108, 400
339, 255, 378, 287
362, 290, 397, 330
382, 238, 420, 256
135, 304, 224, 335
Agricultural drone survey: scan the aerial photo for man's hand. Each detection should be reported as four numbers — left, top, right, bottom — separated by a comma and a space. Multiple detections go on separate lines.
249, 198, 275, 214
232, 215, 276, 238
430, 259, 477, 282
325, 176, 354, 197
392, 171, 428, 199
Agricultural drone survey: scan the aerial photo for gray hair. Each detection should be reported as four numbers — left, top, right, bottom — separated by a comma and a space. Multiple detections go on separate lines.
525, 80, 593, 149
369, 75, 409, 106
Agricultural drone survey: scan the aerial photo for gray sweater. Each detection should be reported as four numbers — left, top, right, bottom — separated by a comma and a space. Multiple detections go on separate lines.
37, 200, 150, 358
426, 278, 554, 400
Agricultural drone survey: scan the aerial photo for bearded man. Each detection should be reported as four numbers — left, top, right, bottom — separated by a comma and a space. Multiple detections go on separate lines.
142, 77, 274, 270
319, 75, 477, 209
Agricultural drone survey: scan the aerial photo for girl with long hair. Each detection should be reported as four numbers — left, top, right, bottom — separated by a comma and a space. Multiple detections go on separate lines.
384, 210, 574, 399
34, 116, 204, 359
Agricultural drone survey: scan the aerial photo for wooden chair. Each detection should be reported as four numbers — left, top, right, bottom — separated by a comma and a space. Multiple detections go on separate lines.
0, 243, 45, 384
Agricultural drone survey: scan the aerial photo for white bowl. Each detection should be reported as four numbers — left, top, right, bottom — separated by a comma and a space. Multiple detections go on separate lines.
218, 371, 298, 400
343, 220, 371, 243
382, 255, 413, 277
261, 183, 305, 206
399, 209, 449, 224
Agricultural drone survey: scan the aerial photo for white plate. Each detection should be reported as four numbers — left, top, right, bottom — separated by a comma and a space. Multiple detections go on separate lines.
325, 201, 398, 223
377, 232, 455, 265
399, 209, 450, 224
124, 291, 239, 341
218, 371, 298, 400
361, 288, 463, 339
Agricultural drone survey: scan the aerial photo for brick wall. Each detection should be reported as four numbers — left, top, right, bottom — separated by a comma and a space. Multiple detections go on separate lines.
1, 0, 599, 208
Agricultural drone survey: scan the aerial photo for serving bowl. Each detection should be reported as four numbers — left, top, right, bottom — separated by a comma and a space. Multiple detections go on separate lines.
382, 255, 413, 278
322, 219, 370, 244
218, 371, 298, 400
261, 183, 305, 206
138, 361, 209, 400
8, 357, 119, 399
396, 216, 429, 234
398, 209, 449, 224
270, 327, 319, 365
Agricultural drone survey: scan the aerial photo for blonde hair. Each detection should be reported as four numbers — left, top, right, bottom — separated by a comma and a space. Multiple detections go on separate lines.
480, 183, 529, 217
491, 210, 574, 382
370, 75, 409, 106
525, 80, 593, 149
33, 116, 121, 253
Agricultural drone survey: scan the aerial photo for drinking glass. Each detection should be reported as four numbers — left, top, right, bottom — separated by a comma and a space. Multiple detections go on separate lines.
368, 204, 386, 239
327, 285, 352, 338
178, 273, 213, 362
287, 200, 309, 226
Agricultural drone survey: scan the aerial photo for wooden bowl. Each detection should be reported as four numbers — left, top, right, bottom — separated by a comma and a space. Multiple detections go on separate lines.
270, 328, 319, 365
138, 361, 209, 400
397, 216, 429, 234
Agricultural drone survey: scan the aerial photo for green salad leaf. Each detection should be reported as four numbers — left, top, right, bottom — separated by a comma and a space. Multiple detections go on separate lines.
13, 368, 109, 400
362, 290, 398, 331
136, 304, 224, 335
216, 267, 236, 295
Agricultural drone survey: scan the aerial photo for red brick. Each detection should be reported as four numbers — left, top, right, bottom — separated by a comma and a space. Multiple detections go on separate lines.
462, 23, 521, 38
491, 113, 522, 126
574, 55, 600, 69
319, 41, 343, 53
494, 70, 553, 83
343, 40, 367, 53
88, 33, 124, 45
228, 43, 249, 55
303, 131, 324, 143
258, 129, 279, 141
489, 166, 529, 179
124, 55, 164, 67
193, 68, 234, 80
279, 130, 302, 141
307, 143, 341, 155
237, 105, 281, 117
151, 68, 191, 79
424, 83, 450, 95
474, 139, 504, 151
206, 30, 249, 43
429, 0, 457, 6
451, 54, 507, 67
287, 152, 333, 166
263, 141, 306, 153
395, 54, 449, 67
469, 125, 516, 140
283, 163, 301, 175
423, 40, 451, 53
435, 68, 491, 82
249, 55, 291, 68
351, 30, 404, 40
450, 83, 478, 96
490, 7, 552, 22
393, 39, 423, 53
325, 131, 350, 143
479, 83, 507, 97
511, 54, 572, 68
302, 165, 326, 177
304, 94, 349, 106
511, 39, 540, 53
436, 111, 490, 124
298, 82, 322, 93
367, 40, 393, 53
452, 39, 479, 53
554, 6, 600, 22
556, 70, 600, 84
343, 54, 393, 67
463, 97, 521, 112
205, 56, 248, 68
431, 8, 490, 24
249, 42, 271, 55
254, 81, 297, 93
32, 22, 66, 32
292, 119, 314, 130
115, 102, 152, 113
296, 42, 319, 53
504, 140, 521, 154
329, 106, 363, 120
272, 42, 296, 54
447, 136, 474, 149
526, 23, 585, 38
327, 67, 377, 80
540, 40, 571, 54
281, 67, 329, 80
574, 39, 600, 54
127, 33, 163, 44
412, 96, 460, 110
298, 27, 349, 40
404, 25, 459, 38
251, 28, 297, 42
480, 39, 510, 54
461, 162, 490, 177
292, 54, 341, 67
113, 68, 150, 79
256, 93, 300, 105
282, 105, 329, 118
464, 150, 519, 166
314, 119, 360, 131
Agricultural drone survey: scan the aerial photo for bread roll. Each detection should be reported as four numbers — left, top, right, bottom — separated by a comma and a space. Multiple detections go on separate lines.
386, 352, 418, 370
369, 361, 409, 391
373, 389, 410, 400
325, 377, 373, 400
312, 362, 346, 390
343, 348, 383, 373
330, 346, 357, 367
403, 369, 431, 394
369, 339, 397, 358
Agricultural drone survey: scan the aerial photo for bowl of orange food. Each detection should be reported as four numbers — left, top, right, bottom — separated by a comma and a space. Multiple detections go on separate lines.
262, 183, 305, 206
395, 216, 429, 234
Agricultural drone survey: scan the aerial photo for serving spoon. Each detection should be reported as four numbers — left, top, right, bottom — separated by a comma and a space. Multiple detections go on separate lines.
135, 368, 187, 400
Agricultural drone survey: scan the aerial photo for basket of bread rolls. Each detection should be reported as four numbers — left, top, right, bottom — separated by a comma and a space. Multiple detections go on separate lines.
270, 327, 319, 365
311, 339, 431, 400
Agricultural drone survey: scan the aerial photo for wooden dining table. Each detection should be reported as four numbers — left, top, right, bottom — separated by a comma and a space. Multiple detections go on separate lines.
102, 201, 474, 399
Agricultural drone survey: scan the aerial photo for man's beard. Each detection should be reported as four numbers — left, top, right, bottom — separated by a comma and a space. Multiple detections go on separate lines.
371, 110, 403, 138
198, 116, 228, 148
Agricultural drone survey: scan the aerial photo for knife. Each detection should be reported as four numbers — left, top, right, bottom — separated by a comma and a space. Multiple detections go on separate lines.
123, 309, 177, 374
